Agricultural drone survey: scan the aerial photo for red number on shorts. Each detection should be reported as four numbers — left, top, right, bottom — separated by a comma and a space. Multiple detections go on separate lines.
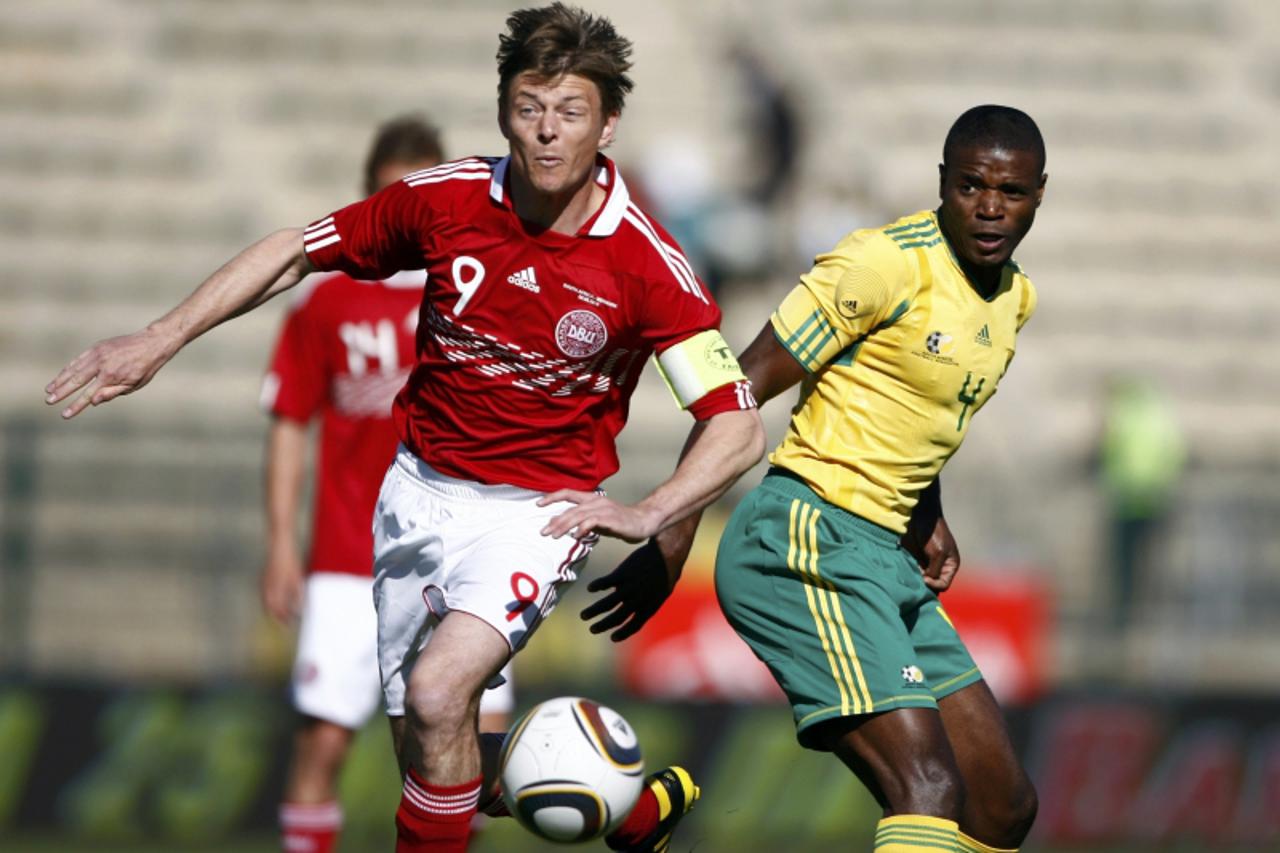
506, 572, 540, 622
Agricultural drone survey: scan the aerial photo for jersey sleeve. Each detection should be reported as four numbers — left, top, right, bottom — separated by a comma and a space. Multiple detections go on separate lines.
632, 218, 755, 419
302, 179, 429, 279
771, 230, 912, 373
260, 288, 328, 423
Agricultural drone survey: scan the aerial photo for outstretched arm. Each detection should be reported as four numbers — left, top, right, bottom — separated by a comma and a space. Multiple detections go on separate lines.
577, 423, 710, 641
45, 228, 312, 419
540, 405, 764, 544
579, 321, 805, 640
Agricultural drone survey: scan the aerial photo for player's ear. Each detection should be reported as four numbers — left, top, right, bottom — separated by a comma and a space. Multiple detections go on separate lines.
597, 113, 620, 149
937, 162, 946, 199
1035, 173, 1047, 208
497, 99, 511, 140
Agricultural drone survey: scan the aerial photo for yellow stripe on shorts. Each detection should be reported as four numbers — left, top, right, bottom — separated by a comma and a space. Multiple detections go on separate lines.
801, 504, 859, 714
787, 499, 874, 715
811, 509, 874, 713
789, 500, 849, 714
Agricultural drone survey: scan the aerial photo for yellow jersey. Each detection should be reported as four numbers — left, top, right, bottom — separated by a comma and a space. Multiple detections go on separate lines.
769, 209, 1037, 533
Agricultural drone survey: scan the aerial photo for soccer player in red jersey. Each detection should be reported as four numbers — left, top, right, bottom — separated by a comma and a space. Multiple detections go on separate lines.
263, 115, 515, 853
46, 5, 765, 851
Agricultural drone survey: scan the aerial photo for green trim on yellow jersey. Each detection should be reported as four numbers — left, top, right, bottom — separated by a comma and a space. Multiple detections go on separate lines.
768, 209, 1037, 532
887, 218, 943, 250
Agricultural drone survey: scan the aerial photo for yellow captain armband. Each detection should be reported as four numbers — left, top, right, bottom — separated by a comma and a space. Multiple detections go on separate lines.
655, 329, 746, 409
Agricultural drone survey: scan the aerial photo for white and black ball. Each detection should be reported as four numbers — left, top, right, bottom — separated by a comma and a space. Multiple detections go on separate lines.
499, 696, 644, 843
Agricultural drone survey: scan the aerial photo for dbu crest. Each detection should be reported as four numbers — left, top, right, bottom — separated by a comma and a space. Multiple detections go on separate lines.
555, 310, 608, 358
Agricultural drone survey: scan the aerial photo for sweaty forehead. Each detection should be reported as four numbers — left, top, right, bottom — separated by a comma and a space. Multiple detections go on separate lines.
947, 145, 1043, 180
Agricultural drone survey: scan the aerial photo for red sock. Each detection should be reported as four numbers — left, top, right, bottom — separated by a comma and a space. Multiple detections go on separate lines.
606, 785, 658, 849
395, 767, 481, 853
279, 801, 341, 853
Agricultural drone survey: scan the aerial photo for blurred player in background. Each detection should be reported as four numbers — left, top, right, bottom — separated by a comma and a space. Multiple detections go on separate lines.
45, 4, 764, 852
261, 115, 514, 853
591, 106, 1045, 853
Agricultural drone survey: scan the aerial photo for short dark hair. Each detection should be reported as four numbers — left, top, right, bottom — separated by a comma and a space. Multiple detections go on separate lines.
496, 3, 634, 116
943, 105, 1045, 173
364, 114, 444, 196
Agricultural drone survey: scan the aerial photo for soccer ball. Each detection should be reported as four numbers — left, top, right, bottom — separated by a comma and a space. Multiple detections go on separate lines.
499, 696, 644, 843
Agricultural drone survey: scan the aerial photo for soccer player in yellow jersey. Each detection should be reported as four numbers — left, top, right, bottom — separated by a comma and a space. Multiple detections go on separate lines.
585, 105, 1045, 852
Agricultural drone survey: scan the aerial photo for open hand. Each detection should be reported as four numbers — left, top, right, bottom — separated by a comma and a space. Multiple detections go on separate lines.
538, 490, 662, 544
45, 326, 180, 419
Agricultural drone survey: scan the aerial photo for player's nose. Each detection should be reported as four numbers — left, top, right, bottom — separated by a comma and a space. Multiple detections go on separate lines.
976, 189, 1003, 218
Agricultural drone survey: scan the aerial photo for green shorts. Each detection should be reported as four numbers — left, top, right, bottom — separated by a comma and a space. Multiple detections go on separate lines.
715, 469, 981, 750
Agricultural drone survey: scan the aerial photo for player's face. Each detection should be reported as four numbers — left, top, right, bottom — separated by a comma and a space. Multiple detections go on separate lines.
501, 72, 618, 198
371, 157, 442, 195
938, 145, 1046, 268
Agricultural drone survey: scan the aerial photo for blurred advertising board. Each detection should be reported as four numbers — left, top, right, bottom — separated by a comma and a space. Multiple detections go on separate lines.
4, 683, 1279, 851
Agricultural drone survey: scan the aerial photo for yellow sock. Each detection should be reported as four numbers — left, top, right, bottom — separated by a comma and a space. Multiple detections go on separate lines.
956, 830, 1017, 852
874, 815, 959, 851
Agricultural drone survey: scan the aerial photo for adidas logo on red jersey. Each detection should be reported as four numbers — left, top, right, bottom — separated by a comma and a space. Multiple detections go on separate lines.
506, 266, 540, 293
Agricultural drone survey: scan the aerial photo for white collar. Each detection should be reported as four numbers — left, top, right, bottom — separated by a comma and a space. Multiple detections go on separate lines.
488, 154, 630, 237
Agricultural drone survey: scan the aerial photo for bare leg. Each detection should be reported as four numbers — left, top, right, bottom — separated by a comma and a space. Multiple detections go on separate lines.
391, 712, 508, 793
400, 611, 510, 784
937, 681, 1037, 847
389, 715, 409, 777
284, 717, 356, 802
815, 706, 965, 819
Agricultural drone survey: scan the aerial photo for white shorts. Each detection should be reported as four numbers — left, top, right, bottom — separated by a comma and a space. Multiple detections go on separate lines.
292, 572, 382, 729
293, 571, 516, 727
373, 446, 593, 717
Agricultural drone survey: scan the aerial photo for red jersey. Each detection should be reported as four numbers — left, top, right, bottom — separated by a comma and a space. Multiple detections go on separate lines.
261, 271, 423, 575
302, 155, 746, 492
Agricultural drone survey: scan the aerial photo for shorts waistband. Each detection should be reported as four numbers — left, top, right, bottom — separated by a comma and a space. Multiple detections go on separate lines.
761, 467, 901, 545
394, 445, 544, 502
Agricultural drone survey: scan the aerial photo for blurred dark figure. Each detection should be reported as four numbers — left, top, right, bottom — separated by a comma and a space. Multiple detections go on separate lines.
634, 45, 803, 296
1099, 376, 1186, 630
730, 44, 801, 207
